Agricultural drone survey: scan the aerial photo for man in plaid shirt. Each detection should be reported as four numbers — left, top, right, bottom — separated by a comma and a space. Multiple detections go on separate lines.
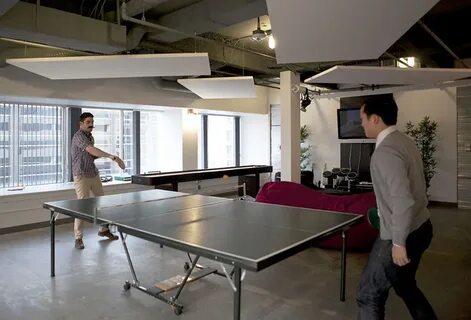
71, 112, 125, 250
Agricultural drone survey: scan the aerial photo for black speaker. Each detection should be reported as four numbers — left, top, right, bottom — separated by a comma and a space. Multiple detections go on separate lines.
322, 170, 333, 188
300, 170, 314, 186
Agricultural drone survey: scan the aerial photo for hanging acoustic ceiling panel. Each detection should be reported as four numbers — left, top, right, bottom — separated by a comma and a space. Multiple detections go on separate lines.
304, 66, 471, 85
177, 76, 257, 99
266, 0, 439, 63
6, 53, 211, 79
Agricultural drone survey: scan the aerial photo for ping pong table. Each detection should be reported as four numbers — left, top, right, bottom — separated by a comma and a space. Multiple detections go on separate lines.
44, 189, 362, 319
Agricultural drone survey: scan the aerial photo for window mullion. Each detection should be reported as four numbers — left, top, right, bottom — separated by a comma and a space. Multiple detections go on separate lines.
12, 104, 19, 187
235, 116, 240, 166
120, 110, 124, 171
63, 107, 69, 183
202, 115, 208, 169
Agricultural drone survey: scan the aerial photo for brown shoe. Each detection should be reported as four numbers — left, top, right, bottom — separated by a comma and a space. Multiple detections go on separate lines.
98, 229, 119, 240
75, 238, 85, 250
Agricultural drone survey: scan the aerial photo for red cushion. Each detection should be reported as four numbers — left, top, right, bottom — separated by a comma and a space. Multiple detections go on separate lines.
255, 181, 378, 251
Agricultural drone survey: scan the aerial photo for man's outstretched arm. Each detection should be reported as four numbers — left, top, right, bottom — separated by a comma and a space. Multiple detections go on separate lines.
85, 145, 126, 169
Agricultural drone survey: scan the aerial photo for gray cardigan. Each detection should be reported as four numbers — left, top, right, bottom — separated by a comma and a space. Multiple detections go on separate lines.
370, 130, 430, 246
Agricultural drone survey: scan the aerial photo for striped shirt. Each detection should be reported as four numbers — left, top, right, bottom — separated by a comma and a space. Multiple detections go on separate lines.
71, 129, 99, 177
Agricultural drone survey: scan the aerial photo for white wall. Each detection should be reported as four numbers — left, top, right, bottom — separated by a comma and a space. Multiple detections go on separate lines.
182, 110, 199, 170
240, 113, 270, 166
273, 87, 458, 202
300, 97, 341, 183
395, 88, 457, 202
158, 110, 183, 171
268, 87, 281, 105
0, 183, 151, 229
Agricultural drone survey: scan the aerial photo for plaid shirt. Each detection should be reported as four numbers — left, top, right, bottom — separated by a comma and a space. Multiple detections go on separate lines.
71, 129, 99, 177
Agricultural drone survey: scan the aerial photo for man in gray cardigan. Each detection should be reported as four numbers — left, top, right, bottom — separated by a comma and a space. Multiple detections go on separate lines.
357, 95, 437, 319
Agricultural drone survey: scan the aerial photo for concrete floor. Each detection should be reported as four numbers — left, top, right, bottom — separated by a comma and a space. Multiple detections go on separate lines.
0, 206, 470, 320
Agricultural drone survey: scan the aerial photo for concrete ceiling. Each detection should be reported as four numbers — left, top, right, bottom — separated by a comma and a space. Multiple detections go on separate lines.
1, 0, 470, 92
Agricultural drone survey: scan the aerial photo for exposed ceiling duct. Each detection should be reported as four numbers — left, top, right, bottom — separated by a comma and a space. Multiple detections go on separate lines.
0, 2, 126, 54
145, 0, 268, 43
125, 0, 170, 17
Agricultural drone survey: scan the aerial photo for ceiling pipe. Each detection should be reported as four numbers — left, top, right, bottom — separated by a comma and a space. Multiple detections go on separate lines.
120, 2, 277, 61
417, 20, 469, 68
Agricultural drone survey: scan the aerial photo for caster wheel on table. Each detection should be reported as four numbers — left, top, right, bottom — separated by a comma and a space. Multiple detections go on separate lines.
174, 306, 183, 315
123, 281, 131, 291
183, 262, 190, 271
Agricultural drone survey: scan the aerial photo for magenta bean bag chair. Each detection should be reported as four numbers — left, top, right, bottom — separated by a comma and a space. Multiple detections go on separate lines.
255, 181, 378, 251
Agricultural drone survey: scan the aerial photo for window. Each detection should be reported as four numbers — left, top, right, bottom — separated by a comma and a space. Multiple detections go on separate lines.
0, 104, 12, 188
203, 115, 239, 168
140, 110, 183, 173
82, 108, 133, 176
140, 111, 160, 173
270, 104, 281, 173
1, 103, 67, 188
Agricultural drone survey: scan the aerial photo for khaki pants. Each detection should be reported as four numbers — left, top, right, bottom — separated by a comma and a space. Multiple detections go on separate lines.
73, 175, 108, 239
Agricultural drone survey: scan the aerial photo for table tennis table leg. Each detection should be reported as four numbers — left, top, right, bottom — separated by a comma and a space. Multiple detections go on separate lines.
172, 255, 200, 301
119, 231, 139, 284
340, 229, 347, 302
50, 210, 55, 277
233, 267, 242, 320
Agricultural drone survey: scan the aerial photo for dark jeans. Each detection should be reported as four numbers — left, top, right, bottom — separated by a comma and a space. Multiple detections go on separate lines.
357, 220, 437, 320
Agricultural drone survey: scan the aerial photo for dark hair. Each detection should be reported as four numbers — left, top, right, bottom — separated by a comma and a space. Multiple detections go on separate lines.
362, 94, 398, 126
79, 112, 94, 122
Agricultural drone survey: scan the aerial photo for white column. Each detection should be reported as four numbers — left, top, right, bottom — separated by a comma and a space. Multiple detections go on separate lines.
280, 71, 300, 183
182, 109, 199, 170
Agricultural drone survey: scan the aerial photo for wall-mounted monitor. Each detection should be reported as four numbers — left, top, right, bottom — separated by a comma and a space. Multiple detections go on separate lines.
337, 107, 366, 139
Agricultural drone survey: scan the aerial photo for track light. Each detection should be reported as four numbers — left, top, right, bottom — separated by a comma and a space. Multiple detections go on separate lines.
250, 17, 276, 49
300, 88, 311, 112
251, 17, 266, 41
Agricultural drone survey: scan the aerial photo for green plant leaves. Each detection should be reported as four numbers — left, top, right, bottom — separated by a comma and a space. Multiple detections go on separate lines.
404, 116, 438, 191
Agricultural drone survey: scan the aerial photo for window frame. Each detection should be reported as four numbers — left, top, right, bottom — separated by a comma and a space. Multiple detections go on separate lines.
201, 114, 240, 169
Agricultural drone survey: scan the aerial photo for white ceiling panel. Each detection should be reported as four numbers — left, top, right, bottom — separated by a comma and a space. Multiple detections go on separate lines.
266, 0, 439, 63
304, 66, 471, 85
178, 76, 256, 99
6, 53, 211, 79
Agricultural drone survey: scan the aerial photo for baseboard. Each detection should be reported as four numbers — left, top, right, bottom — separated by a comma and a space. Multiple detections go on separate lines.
428, 201, 458, 207
0, 217, 74, 235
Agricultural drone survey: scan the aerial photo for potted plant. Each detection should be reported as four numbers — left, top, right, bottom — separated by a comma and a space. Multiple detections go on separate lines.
300, 125, 311, 170
404, 116, 438, 191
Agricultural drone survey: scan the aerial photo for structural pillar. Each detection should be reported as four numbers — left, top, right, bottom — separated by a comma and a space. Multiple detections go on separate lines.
280, 71, 300, 183
182, 109, 199, 170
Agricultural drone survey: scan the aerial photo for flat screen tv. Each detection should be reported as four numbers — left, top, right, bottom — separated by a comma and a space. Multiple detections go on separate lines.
337, 107, 367, 139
